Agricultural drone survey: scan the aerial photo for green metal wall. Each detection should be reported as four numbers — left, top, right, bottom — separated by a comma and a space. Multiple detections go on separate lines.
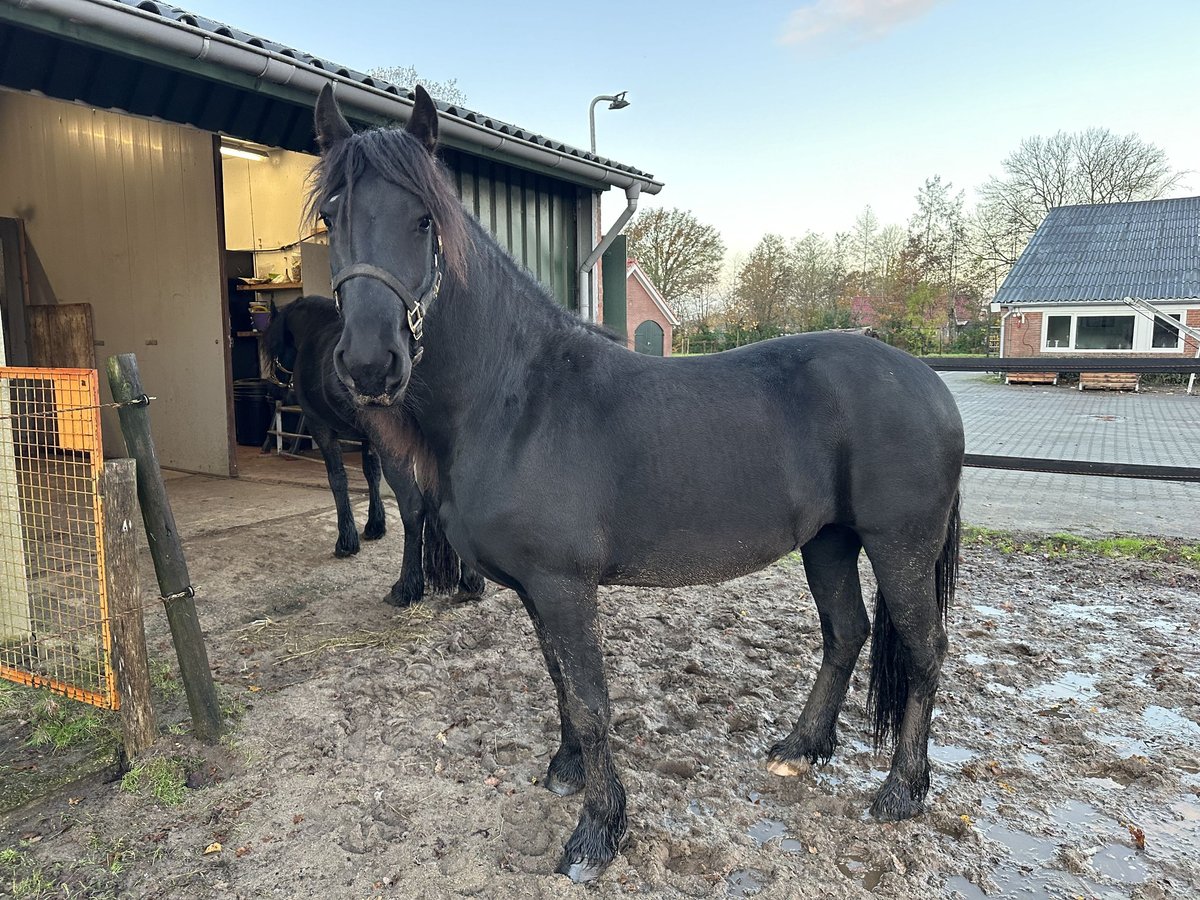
443, 148, 579, 308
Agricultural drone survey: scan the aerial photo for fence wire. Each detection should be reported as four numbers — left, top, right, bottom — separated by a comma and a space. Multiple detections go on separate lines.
0, 368, 115, 709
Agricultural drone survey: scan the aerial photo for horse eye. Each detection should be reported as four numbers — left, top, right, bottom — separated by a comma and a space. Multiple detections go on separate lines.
418, 215, 433, 233
319, 212, 333, 228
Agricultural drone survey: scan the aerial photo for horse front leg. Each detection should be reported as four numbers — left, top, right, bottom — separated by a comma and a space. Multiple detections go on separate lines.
379, 454, 424, 607
361, 443, 387, 541
517, 593, 583, 796
524, 576, 625, 883
311, 424, 358, 558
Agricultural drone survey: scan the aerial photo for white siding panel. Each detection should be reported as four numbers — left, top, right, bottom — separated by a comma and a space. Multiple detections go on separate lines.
0, 92, 229, 475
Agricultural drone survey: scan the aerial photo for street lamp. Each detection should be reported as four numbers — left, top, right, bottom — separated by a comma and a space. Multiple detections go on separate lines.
589, 91, 630, 154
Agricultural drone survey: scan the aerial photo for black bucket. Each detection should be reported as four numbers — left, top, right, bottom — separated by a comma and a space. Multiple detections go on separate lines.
233, 378, 272, 446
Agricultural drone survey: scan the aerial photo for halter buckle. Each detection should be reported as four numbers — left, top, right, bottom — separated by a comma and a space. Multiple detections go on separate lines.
407, 302, 425, 342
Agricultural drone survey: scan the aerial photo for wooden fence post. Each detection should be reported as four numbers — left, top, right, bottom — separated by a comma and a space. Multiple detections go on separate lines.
105, 353, 223, 742
101, 458, 157, 761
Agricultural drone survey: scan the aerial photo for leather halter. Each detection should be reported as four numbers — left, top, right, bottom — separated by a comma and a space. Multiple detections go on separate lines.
330, 232, 443, 367
265, 357, 293, 390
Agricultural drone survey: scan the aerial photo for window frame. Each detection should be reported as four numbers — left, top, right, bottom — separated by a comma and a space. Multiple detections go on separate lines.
1038, 304, 1193, 353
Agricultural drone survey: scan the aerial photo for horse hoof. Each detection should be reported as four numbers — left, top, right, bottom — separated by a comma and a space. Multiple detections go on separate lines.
362, 523, 386, 541
766, 757, 811, 778
385, 587, 419, 608
869, 778, 925, 822
334, 543, 359, 558
544, 772, 583, 797
555, 855, 608, 884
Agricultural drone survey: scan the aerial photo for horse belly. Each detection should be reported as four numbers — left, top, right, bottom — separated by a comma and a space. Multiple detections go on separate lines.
602, 511, 809, 589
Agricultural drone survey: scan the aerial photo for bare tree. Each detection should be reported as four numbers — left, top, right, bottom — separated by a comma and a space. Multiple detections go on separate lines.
850, 206, 879, 291
976, 128, 1182, 268
368, 66, 467, 106
625, 208, 726, 305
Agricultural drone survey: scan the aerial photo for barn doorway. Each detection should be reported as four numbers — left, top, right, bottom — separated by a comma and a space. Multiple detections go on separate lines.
634, 320, 664, 356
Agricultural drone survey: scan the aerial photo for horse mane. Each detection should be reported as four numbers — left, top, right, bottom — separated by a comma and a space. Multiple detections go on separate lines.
306, 127, 471, 282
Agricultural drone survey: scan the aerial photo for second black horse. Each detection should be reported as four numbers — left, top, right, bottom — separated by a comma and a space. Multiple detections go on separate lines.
262, 295, 483, 605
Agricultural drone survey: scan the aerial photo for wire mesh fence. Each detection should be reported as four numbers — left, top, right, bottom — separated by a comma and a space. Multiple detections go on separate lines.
0, 367, 115, 709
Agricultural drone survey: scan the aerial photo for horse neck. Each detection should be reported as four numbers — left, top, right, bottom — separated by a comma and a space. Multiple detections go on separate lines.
411, 217, 577, 451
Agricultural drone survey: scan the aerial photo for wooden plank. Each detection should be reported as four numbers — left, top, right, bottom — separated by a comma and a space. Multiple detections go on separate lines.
101, 459, 158, 761
1079, 372, 1140, 392
105, 353, 223, 742
1006, 372, 1058, 385
26, 303, 96, 369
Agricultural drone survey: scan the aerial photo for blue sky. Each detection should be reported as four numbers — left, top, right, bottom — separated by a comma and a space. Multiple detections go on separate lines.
194, 0, 1200, 255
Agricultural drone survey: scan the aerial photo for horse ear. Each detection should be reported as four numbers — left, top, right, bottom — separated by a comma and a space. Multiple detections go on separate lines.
406, 85, 439, 154
314, 83, 353, 152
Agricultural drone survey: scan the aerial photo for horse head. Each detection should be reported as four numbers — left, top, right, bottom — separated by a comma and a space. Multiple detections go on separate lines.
312, 83, 468, 408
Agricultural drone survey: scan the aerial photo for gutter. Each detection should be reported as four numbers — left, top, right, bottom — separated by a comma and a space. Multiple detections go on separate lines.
578, 183, 640, 323
7, 0, 663, 195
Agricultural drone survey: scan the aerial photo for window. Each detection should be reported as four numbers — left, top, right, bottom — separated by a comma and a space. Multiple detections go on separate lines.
1075, 316, 1134, 350
1152, 314, 1182, 349
1045, 315, 1071, 348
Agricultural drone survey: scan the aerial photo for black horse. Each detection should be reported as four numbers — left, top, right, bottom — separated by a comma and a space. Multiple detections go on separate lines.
311, 85, 965, 882
262, 294, 483, 605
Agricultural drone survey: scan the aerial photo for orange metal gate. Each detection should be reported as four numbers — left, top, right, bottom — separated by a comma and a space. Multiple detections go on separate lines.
0, 367, 116, 709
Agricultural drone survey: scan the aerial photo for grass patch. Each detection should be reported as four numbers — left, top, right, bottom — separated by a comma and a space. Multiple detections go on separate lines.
0, 682, 118, 753
120, 757, 190, 806
0, 848, 58, 899
963, 525, 1200, 567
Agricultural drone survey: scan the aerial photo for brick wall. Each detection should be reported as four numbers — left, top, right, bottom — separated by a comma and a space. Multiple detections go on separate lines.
626, 270, 673, 356
1002, 311, 1043, 357
1187, 309, 1200, 357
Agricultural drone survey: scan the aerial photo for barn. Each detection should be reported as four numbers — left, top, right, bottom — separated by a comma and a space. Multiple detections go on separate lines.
992, 197, 1200, 363
0, 0, 662, 475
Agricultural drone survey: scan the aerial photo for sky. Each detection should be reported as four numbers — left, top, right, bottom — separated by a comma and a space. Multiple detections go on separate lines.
191, 0, 1200, 256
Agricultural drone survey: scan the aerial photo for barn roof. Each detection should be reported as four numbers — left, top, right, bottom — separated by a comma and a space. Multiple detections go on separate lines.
0, 0, 662, 194
993, 196, 1200, 305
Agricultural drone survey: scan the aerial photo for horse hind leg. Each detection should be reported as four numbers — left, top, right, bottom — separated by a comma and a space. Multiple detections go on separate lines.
768, 524, 867, 776
361, 444, 386, 541
861, 503, 959, 820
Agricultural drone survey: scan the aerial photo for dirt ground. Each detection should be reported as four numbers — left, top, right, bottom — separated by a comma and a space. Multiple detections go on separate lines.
2, 480, 1199, 899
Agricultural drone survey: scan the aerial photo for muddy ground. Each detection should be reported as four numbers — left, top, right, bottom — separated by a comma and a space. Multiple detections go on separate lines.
2, 482, 1199, 899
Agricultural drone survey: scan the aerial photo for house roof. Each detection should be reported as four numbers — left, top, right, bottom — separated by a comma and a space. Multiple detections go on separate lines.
993, 196, 1200, 305
627, 260, 681, 326
0, 0, 662, 193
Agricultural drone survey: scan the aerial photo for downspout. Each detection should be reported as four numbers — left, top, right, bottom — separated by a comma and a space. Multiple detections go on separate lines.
577, 183, 640, 323
998, 307, 1016, 359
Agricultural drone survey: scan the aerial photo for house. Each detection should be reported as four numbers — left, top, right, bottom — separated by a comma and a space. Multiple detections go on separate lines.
991, 197, 1200, 361
625, 259, 680, 356
0, 0, 661, 475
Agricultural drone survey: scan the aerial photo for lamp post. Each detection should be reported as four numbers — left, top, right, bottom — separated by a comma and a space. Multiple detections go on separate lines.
588, 91, 630, 154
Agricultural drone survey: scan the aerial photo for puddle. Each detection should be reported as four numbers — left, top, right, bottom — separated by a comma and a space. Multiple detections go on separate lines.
1020, 751, 1046, 767
1049, 602, 1120, 623
726, 869, 764, 897
747, 818, 804, 853
747, 818, 787, 846
836, 855, 885, 890
973, 604, 1009, 618
1089, 730, 1150, 757
944, 874, 986, 898
963, 652, 990, 667
1050, 798, 1106, 830
1024, 671, 1099, 704
1142, 706, 1200, 743
1090, 843, 1148, 884
930, 744, 976, 765
1136, 616, 1181, 634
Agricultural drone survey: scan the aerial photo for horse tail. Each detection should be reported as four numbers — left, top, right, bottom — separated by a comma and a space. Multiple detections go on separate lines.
867, 491, 960, 747
421, 493, 461, 594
